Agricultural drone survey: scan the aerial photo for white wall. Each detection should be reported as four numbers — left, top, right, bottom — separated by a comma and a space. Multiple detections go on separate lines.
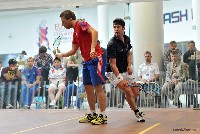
163, 0, 193, 43
0, 0, 194, 58
0, 9, 65, 57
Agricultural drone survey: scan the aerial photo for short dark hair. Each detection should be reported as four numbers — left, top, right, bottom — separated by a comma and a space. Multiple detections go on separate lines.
113, 18, 125, 27
60, 10, 76, 20
39, 46, 47, 53
170, 40, 177, 45
188, 40, 195, 46
21, 50, 27, 55
54, 57, 61, 62
8, 59, 17, 65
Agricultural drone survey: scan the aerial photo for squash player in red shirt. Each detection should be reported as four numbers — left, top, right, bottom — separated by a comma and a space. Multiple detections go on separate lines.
56, 10, 107, 125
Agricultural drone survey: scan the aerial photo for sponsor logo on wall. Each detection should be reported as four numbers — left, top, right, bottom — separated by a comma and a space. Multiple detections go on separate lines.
164, 8, 193, 24
54, 23, 73, 43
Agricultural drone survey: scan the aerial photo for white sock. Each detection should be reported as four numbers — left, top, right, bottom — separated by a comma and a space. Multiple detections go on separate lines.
100, 111, 105, 117
90, 110, 96, 115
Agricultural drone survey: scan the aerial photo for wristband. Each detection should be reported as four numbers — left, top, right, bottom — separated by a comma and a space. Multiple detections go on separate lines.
117, 74, 123, 82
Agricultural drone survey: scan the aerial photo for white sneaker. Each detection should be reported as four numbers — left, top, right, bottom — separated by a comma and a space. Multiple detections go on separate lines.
73, 106, 79, 110
23, 105, 29, 109
6, 104, 13, 109
50, 100, 56, 106
135, 112, 145, 122
64, 106, 68, 109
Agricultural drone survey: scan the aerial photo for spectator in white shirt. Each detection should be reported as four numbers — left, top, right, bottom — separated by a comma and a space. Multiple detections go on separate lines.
138, 51, 160, 107
48, 57, 66, 107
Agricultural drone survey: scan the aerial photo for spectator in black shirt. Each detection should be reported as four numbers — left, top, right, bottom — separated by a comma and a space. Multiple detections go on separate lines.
183, 41, 200, 80
106, 18, 145, 122
183, 41, 199, 108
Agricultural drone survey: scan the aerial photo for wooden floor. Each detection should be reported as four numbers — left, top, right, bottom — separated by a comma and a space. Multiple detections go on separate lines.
0, 108, 199, 134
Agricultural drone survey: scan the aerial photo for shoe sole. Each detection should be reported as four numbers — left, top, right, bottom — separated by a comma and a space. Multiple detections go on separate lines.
79, 118, 98, 123
137, 120, 145, 122
79, 121, 91, 123
91, 121, 107, 125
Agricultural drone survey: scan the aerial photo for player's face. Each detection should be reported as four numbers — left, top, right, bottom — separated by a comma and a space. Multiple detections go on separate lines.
113, 24, 124, 38
61, 17, 72, 29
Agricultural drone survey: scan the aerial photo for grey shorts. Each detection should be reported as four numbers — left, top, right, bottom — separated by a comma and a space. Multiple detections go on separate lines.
106, 72, 135, 87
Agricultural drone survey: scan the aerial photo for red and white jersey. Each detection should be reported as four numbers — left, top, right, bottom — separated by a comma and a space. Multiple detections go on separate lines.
72, 21, 104, 62
49, 66, 66, 85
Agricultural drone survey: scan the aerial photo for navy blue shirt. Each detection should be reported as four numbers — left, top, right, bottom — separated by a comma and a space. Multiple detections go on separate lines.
106, 35, 132, 73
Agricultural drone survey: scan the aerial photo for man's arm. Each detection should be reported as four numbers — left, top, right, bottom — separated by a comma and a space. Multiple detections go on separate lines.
3, 69, 21, 81
165, 63, 171, 82
150, 63, 160, 82
61, 44, 79, 57
15, 69, 21, 78
87, 27, 98, 58
127, 51, 132, 75
109, 58, 120, 77
33, 76, 40, 86
87, 27, 98, 50
150, 74, 160, 82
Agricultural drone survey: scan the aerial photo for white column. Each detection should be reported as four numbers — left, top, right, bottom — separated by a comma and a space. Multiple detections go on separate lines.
97, 5, 109, 48
192, 0, 200, 49
131, 1, 164, 78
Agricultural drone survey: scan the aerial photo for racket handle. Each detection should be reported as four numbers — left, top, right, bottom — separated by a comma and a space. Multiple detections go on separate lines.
128, 84, 140, 87
56, 47, 58, 54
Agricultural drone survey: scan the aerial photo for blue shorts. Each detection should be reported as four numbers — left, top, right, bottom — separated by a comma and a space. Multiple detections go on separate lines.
82, 54, 106, 85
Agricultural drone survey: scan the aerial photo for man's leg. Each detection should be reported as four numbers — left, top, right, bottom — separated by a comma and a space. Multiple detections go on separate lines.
21, 84, 28, 107
117, 82, 145, 122
55, 84, 65, 101
64, 84, 76, 108
118, 83, 137, 110
79, 84, 98, 123
48, 85, 55, 102
80, 55, 106, 124
0, 84, 5, 109
10, 84, 18, 108
161, 82, 174, 107
28, 86, 37, 106
75, 85, 85, 109
94, 84, 106, 112
174, 83, 183, 108
84, 85, 96, 111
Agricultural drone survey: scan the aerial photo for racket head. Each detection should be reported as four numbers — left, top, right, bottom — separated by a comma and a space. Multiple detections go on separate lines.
53, 36, 61, 49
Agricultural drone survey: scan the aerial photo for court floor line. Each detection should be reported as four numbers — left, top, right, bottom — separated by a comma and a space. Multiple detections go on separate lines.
139, 123, 160, 134
13, 116, 83, 134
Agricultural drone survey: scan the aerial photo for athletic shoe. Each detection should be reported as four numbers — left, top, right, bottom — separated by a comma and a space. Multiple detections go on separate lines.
135, 112, 145, 122
50, 100, 56, 106
91, 114, 107, 125
79, 113, 98, 123
6, 104, 13, 109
